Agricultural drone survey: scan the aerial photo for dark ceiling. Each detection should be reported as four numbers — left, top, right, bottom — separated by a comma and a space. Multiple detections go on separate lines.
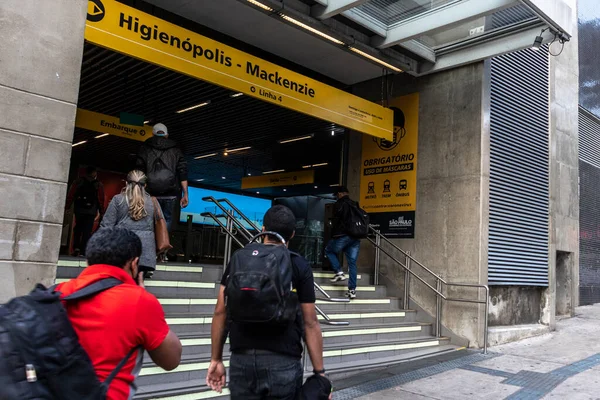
71, 43, 346, 196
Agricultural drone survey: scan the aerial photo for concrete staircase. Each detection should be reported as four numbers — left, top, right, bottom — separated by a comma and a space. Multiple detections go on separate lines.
56, 258, 459, 399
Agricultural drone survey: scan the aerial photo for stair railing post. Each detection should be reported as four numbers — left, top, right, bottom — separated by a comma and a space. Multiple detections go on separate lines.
223, 215, 232, 271
374, 230, 381, 286
436, 279, 442, 338
404, 251, 411, 310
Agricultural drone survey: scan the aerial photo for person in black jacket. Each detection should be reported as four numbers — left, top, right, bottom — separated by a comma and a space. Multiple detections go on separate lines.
135, 123, 189, 233
325, 186, 361, 299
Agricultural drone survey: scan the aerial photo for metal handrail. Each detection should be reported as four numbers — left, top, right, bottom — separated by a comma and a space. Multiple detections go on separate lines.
202, 197, 350, 325
369, 226, 489, 354
216, 197, 261, 231
200, 212, 245, 248
202, 197, 256, 240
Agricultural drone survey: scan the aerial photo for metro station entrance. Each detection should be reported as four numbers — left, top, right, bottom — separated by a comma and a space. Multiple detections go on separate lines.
63, 0, 394, 267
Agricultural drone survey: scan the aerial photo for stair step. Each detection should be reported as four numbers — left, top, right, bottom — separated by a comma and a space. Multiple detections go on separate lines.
156, 323, 432, 357
165, 310, 416, 334
135, 344, 462, 400
135, 381, 228, 399
136, 336, 447, 386
325, 344, 461, 380
159, 297, 403, 315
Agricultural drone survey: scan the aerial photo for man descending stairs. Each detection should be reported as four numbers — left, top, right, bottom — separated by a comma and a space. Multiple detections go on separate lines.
56, 258, 457, 399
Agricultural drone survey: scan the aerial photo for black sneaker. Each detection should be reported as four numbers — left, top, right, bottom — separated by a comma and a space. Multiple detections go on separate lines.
347, 290, 356, 300
330, 272, 347, 283
143, 271, 154, 279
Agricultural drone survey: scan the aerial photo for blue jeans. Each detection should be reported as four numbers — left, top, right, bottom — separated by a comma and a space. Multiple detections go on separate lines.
156, 197, 177, 232
325, 235, 361, 290
229, 351, 303, 400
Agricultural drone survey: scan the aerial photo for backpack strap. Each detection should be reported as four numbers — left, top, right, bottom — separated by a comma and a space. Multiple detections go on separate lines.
103, 346, 142, 388
150, 148, 171, 172
62, 277, 123, 301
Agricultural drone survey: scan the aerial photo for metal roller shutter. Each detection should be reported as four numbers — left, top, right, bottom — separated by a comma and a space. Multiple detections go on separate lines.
488, 46, 550, 286
579, 107, 600, 304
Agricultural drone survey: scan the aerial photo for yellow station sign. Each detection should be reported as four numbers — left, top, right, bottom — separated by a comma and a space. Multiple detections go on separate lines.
242, 170, 315, 190
84, 0, 393, 140
75, 108, 152, 142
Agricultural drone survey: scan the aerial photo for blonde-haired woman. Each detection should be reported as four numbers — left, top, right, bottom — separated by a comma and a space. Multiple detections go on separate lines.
101, 170, 162, 278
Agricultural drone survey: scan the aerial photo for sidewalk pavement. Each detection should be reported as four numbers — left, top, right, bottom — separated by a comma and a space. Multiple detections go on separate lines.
334, 304, 600, 400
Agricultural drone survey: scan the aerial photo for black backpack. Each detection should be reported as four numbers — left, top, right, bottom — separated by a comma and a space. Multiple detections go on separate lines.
146, 149, 178, 195
0, 278, 137, 400
74, 179, 99, 211
224, 232, 297, 325
344, 201, 370, 239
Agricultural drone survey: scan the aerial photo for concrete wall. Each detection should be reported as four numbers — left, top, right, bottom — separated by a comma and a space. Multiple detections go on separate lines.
546, 0, 580, 323
489, 287, 543, 326
349, 63, 489, 347
0, 0, 87, 302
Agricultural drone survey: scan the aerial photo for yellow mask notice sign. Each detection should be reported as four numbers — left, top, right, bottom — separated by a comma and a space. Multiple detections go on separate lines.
360, 93, 419, 238
83, 0, 393, 140
75, 108, 152, 142
242, 170, 314, 190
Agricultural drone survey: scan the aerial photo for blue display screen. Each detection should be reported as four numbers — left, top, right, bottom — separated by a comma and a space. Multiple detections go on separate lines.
180, 187, 272, 230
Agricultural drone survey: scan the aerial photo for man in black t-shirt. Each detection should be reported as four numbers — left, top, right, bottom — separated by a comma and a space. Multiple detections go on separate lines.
207, 205, 327, 399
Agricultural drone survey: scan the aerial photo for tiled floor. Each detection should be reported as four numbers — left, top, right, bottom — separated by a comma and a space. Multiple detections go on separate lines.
335, 304, 600, 400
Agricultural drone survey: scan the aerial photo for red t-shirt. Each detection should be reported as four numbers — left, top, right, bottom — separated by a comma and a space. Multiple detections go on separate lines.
56, 265, 169, 400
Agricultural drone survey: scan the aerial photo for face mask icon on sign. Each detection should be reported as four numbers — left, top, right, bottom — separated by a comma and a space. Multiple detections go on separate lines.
373, 107, 406, 151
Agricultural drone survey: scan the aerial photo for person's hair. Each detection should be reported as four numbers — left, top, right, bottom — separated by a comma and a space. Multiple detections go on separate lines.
334, 186, 350, 197
123, 170, 148, 221
86, 166, 97, 175
86, 227, 142, 268
263, 205, 296, 242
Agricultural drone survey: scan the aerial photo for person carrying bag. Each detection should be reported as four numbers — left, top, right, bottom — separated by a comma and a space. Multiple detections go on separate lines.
101, 170, 171, 279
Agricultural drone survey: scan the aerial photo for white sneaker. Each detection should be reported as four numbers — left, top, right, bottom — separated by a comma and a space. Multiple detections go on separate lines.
347, 290, 357, 299
330, 272, 347, 283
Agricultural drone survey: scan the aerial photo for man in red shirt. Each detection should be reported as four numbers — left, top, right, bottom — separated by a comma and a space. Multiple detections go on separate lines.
56, 228, 182, 400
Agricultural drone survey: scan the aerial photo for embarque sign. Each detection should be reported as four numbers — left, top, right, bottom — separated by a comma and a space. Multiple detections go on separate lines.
84, 0, 393, 140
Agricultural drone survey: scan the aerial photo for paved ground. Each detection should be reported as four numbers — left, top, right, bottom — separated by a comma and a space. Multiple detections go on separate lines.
334, 304, 600, 400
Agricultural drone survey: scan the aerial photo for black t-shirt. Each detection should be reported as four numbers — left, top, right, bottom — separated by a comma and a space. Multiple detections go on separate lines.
220, 251, 316, 358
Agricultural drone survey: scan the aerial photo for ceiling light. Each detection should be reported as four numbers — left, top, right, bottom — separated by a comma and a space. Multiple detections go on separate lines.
194, 153, 218, 159
196, 178, 205, 182
176, 101, 211, 113
330, 184, 340, 187
227, 146, 251, 153
247, 0, 273, 11
144, 120, 151, 124
314, 186, 318, 189
532, 35, 543, 50
72, 140, 87, 147
278, 134, 314, 144
283, 189, 287, 192
256, 191, 260, 194
280, 14, 345, 45
247, 173, 252, 176
224, 152, 229, 156
331, 130, 335, 136
95, 133, 109, 139
230, 92, 244, 98
349, 47, 402, 72
222, 176, 226, 179
263, 169, 285, 174
303, 162, 328, 168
